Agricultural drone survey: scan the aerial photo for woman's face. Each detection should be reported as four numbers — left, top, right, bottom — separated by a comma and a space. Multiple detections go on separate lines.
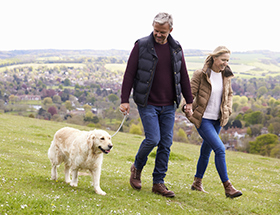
213, 53, 230, 72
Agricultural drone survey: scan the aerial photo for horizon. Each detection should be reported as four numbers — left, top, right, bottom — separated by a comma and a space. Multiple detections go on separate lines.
1, 48, 279, 54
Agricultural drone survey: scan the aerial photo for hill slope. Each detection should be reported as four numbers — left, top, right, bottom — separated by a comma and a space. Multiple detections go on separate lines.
0, 113, 279, 214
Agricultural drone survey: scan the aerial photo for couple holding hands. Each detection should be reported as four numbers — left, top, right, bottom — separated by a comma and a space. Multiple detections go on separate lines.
119, 12, 242, 199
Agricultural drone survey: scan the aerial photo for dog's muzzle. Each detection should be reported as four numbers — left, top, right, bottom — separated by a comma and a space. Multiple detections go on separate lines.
98, 145, 113, 154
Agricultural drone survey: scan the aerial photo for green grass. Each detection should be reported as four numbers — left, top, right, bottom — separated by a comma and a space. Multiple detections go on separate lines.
0, 113, 279, 214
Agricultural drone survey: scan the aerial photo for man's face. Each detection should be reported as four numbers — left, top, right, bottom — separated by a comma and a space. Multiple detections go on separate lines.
152, 22, 173, 44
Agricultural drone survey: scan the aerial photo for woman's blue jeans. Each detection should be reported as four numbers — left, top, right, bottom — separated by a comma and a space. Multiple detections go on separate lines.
195, 118, 229, 183
135, 104, 175, 184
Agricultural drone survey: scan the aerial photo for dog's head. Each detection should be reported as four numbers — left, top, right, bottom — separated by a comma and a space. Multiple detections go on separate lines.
87, 129, 113, 154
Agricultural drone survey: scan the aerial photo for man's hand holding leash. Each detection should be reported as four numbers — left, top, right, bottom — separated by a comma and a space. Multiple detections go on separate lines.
119, 103, 130, 116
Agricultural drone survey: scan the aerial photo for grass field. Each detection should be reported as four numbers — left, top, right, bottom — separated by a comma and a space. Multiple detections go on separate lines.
0, 113, 279, 214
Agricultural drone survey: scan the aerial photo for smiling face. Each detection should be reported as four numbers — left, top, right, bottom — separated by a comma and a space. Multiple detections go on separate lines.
212, 53, 230, 72
152, 22, 173, 45
87, 130, 113, 154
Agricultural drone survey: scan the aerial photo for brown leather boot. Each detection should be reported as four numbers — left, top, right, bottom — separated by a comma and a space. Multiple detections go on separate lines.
152, 183, 175, 197
191, 177, 209, 193
130, 164, 142, 190
223, 180, 242, 198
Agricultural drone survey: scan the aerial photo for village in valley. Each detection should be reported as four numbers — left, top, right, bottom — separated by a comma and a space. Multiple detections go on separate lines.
1, 49, 280, 158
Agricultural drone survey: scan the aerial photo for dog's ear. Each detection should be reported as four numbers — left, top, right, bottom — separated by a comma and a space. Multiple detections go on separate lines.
87, 132, 96, 149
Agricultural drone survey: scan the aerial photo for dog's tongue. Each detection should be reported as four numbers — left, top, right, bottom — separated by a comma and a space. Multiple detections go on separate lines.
106, 150, 111, 153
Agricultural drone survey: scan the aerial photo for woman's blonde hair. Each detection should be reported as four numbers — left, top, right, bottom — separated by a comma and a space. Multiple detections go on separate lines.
205, 46, 231, 67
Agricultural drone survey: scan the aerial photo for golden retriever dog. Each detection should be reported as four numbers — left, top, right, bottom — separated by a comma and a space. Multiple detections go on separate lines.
48, 127, 113, 195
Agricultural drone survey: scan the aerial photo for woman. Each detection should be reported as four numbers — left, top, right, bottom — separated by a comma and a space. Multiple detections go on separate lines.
182, 46, 242, 198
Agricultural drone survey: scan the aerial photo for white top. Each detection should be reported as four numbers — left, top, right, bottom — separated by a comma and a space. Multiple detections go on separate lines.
203, 70, 223, 120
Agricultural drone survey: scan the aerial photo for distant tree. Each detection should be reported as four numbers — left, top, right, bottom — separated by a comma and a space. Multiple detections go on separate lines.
268, 123, 274, 134
232, 102, 239, 112
48, 106, 58, 116
41, 88, 48, 99
43, 97, 53, 105
83, 104, 92, 112
78, 94, 87, 104
257, 86, 268, 97
84, 111, 94, 122
59, 90, 70, 102
129, 124, 142, 135
108, 93, 119, 103
64, 78, 71, 86
92, 116, 99, 123
232, 119, 242, 128
235, 113, 243, 120
220, 132, 230, 144
96, 88, 102, 96
269, 122, 280, 135
246, 84, 256, 95
272, 86, 280, 96
46, 89, 56, 98
74, 89, 83, 99
53, 95, 62, 104
270, 144, 280, 158
176, 128, 187, 142
9, 94, 18, 104
249, 124, 262, 137
268, 97, 276, 107
65, 100, 73, 111
249, 133, 279, 156
247, 127, 252, 137
38, 108, 45, 116
240, 96, 248, 104
243, 111, 263, 125
86, 94, 96, 105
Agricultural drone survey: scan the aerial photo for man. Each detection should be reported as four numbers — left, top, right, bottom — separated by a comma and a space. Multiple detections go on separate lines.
119, 12, 193, 197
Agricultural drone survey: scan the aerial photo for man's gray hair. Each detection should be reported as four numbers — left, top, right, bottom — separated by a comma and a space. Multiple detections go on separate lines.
153, 12, 173, 29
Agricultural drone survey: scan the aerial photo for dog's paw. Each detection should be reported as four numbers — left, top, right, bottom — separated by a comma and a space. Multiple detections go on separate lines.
95, 189, 106, 195
70, 182, 78, 187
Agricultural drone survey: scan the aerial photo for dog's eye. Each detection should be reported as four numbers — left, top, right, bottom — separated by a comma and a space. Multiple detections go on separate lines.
100, 137, 105, 140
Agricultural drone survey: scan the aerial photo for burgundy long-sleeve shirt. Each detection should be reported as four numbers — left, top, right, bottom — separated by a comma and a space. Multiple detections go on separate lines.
121, 41, 193, 106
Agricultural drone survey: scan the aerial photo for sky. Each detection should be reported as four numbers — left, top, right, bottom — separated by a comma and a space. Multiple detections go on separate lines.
0, 0, 279, 52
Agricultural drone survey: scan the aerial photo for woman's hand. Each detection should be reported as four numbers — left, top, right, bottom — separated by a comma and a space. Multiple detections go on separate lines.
182, 103, 193, 117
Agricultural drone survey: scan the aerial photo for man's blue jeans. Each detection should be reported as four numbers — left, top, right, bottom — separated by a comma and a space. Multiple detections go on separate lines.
135, 104, 175, 184
195, 118, 229, 183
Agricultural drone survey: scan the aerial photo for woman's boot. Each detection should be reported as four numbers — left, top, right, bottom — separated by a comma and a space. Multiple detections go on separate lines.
223, 180, 242, 198
191, 177, 208, 193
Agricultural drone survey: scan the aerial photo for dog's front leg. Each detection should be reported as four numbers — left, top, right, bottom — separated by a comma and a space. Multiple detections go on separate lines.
70, 169, 78, 187
64, 164, 71, 183
51, 164, 57, 180
89, 168, 106, 195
